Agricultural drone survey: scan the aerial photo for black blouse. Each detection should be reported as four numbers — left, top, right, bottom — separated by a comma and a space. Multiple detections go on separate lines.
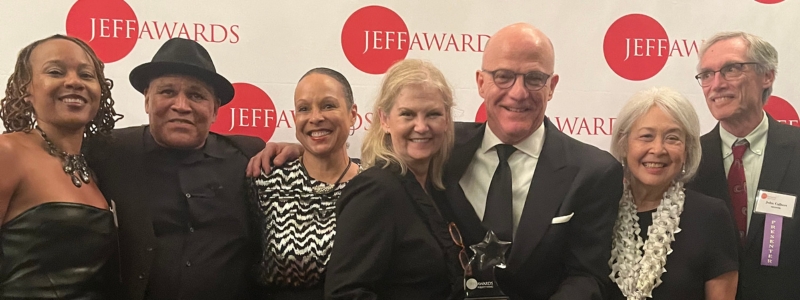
324, 165, 462, 300
611, 189, 739, 300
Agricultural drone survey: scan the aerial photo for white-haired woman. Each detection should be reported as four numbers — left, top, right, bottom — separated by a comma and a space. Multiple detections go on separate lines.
608, 87, 739, 300
324, 59, 463, 300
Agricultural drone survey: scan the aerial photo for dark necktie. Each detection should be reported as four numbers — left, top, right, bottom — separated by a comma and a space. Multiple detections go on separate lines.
728, 139, 749, 244
483, 144, 516, 242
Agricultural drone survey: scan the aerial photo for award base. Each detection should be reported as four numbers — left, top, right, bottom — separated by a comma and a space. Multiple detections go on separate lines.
464, 277, 509, 300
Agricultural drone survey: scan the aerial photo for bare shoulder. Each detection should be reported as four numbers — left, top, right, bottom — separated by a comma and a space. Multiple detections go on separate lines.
0, 133, 28, 220
0, 133, 27, 161
0, 132, 37, 173
0, 132, 41, 167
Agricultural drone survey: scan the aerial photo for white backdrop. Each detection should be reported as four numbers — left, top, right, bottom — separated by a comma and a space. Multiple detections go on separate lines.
2, 0, 798, 157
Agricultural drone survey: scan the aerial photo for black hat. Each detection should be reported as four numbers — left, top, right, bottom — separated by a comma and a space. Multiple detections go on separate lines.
129, 38, 234, 105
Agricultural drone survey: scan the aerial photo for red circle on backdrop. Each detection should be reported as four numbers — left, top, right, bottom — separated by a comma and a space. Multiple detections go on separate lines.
756, 0, 783, 3
603, 14, 669, 81
763, 95, 800, 127
211, 83, 277, 142
66, 0, 138, 63
475, 103, 487, 123
341, 6, 409, 75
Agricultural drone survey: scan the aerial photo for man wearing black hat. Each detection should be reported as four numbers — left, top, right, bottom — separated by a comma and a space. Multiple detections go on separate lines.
88, 38, 264, 300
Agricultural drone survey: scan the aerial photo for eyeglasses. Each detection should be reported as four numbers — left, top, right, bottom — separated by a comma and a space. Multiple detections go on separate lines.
448, 222, 469, 271
482, 69, 552, 91
694, 62, 761, 87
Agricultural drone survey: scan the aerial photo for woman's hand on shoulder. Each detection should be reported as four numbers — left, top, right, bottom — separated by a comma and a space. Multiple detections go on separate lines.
246, 142, 304, 177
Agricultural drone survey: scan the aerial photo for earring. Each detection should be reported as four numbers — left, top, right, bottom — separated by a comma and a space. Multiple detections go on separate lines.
681, 164, 686, 175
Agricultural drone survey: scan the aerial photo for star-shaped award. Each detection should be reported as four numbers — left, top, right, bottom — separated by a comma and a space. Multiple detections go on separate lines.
468, 230, 512, 271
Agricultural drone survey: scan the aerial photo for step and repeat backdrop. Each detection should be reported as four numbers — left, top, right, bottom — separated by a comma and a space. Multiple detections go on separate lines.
1, 0, 798, 156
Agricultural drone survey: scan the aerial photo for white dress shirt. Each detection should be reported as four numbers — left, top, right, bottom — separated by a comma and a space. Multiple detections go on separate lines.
459, 124, 546, 239
720, 111, 769, 231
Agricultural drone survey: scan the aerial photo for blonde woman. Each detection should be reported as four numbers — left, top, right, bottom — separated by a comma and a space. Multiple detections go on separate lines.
324, 59, 463, 300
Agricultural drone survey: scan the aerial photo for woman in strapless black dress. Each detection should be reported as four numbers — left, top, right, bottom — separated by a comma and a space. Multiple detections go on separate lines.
0, 34, 122, 299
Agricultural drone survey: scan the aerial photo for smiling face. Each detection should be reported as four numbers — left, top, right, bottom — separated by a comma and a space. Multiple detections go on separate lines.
477, 24, 559, 145
26, 38, 102, 131
293, 73, 357, 158
626, 105, 687, 193
145, 74, 219, 149
380, 85, 448, 174
698, 37, 774, 129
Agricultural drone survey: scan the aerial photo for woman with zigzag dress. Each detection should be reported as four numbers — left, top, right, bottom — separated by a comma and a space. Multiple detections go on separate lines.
252, 67, 361, 300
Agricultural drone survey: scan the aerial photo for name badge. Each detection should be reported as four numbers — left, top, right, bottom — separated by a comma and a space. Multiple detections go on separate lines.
754, 190, 796, 218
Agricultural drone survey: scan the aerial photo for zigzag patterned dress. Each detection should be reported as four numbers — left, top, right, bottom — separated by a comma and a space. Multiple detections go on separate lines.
253, 158, 353, 299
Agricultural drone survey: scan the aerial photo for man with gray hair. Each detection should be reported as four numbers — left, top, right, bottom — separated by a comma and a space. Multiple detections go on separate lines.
688, 31, 800, 299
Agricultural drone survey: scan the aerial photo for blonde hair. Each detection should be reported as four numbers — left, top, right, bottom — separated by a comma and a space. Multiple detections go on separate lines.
361, 59, 455, 189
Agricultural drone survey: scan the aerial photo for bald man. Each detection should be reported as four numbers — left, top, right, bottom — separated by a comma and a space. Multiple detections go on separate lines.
434, 23, 623, 299
248, 23, 622, 300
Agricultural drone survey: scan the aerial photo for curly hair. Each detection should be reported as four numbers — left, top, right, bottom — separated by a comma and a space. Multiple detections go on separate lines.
0, 34, 122, 140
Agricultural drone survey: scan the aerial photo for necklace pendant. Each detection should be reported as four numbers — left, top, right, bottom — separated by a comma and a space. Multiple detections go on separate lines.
312, 183, 334, 195
71, 176, 83, 187
36, 126, 93, 189
80, 170, 91, 183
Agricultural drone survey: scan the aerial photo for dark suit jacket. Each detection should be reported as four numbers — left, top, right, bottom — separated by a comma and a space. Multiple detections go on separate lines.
435, 119, 623, 300
87, 126, 264, 300
325, 165, 456, 300
686, 115, 800, 300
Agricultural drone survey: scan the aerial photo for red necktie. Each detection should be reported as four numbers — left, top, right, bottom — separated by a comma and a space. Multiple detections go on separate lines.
728, 139, 749, 245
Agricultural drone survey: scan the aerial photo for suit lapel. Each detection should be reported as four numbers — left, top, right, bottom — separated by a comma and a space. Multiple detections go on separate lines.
443, 122, 487, 245
507, 119, 578, 273
700, 125, 731, 202
748, 116, 796, 249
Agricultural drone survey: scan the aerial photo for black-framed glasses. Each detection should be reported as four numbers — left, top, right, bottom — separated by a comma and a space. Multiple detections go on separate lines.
694, 62, 761, 87
448, 222, 469, 271
482, 69, 552, 91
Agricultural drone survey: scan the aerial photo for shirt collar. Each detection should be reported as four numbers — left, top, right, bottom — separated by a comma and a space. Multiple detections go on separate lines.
143, 126, 226, 159
480, 122, 546, 158
720, 110, 769, 158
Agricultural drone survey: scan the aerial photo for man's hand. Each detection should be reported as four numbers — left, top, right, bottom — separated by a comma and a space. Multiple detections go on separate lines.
246, 142, 304, 177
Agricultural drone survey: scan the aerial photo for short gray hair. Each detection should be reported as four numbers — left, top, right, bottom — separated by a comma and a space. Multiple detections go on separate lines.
698, 31, 778, 103
610, 87, 701, 183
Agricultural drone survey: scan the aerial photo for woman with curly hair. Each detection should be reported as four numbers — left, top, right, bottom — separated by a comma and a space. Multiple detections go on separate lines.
0, 34, 122, 299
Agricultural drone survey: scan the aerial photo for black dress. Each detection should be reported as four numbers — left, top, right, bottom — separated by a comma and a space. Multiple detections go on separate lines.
0, 202, 116, 299
610, 189, 739, 300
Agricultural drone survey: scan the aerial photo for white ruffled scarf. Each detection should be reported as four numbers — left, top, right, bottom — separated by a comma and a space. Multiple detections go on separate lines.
609, 181, 686, 300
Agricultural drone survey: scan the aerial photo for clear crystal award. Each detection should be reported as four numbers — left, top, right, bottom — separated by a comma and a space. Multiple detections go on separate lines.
464, 230, 511, 300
